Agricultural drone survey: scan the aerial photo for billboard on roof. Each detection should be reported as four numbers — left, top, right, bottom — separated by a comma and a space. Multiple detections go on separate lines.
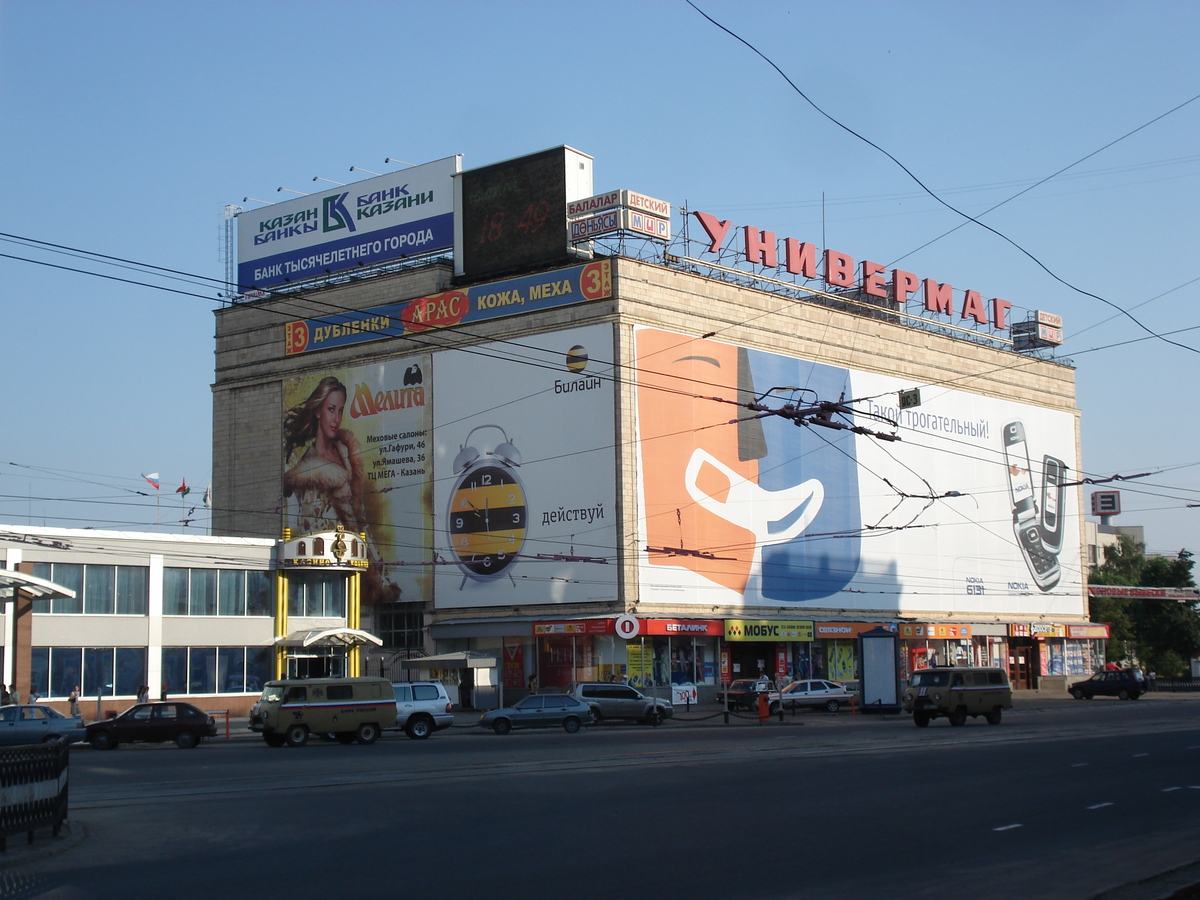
238, 155, 461, 291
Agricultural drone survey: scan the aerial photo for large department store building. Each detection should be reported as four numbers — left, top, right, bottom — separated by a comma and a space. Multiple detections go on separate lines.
0, 147, 1105, 716
208, 147, 1104, 706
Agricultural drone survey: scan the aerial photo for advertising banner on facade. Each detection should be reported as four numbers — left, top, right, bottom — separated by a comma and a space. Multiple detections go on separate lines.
283, 259, 614, 355
432, 324, 618, 608
239, 156, 460, 290
634, 326, 1084, 616
282, 357, 434, 607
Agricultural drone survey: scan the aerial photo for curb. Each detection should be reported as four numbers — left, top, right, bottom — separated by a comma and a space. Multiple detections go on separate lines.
0, 820, 86, 871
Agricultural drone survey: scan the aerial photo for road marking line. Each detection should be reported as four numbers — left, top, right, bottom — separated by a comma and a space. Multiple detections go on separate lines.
1190, 786, 1200, 790
1070, 763, 1089, 767
993, 824, 1023, 831
1188, 746, 1200, 751
1163, 787, 1182, 792
1087, 802, 1114, 809
1133, 753, 1150, 757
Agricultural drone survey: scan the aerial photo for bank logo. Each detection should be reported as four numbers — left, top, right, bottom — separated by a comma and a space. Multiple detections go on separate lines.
322, 192, 357, 234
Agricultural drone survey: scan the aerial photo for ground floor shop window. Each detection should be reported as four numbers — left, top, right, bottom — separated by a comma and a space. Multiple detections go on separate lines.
162, 646, 270, 695
825, 640, 857, 682
1064, 639, 1103, 675
495, 635, 721, 692
30, 647, 146, 699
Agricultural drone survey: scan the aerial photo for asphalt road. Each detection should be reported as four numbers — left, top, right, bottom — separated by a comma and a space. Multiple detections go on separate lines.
5, 696, 1200, 900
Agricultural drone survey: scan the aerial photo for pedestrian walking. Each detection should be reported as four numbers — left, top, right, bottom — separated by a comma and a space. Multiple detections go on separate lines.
69, 686, 80, 717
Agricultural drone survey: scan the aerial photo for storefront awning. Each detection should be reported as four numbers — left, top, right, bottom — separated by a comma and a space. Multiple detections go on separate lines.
274, 628, 383, 648
0, 570, 77, 602
393, 651, 498, 670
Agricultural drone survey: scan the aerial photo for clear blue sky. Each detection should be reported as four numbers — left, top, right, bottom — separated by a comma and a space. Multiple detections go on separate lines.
2, 1, 1198, 558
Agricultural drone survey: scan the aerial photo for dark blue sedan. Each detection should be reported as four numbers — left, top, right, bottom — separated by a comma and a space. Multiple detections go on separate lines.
478, 694, 594, 735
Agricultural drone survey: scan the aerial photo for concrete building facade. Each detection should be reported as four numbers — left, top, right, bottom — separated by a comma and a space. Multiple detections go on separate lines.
211, 238, 1098, 700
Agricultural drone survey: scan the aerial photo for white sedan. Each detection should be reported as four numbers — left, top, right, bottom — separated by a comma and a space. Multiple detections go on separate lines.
769, 680, 855, 714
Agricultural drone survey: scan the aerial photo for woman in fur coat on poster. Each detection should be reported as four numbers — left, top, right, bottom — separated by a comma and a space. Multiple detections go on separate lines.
282, 375, 400, 604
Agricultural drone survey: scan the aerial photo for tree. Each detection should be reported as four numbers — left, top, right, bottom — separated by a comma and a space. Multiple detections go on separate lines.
1088, 536, 1199, 677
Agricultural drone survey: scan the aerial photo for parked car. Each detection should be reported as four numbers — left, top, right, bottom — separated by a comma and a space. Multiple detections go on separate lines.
478, 694, 593, 735
86, 702, 217, 750
769, 679, 855, 714
1069, 669, 1146, 700
0, 704, 85, 745
566, 682, 672, 725
392, 681, 454, 739
717, 678, 775, 710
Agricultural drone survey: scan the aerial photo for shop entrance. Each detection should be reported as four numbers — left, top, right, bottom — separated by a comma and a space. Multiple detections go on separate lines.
1008, 640, 1036, 690
286, 651, 344, 679
727, 645, 773, 682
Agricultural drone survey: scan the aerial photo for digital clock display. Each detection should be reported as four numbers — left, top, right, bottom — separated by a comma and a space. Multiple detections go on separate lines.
458, 147, 570, 279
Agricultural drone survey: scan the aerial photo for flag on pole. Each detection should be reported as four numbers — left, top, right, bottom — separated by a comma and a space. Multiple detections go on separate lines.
142, 473, 160, 490
175, 478, 190, 497
202, 484, 211, 509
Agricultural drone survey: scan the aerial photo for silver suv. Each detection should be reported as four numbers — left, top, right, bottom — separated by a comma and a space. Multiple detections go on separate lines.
391, 681, 454, 739
567, 682, 673, 726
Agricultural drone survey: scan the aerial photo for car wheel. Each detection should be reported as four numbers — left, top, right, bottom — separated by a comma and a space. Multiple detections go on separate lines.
492, 718, 512, 735
590, 708, 603, 725
768, 701, 781, 715
647, 708, 665, 727
1071, 688, 1084, 700
825, 699, 841, 713
913, 711, 930, 728
285, 724, 309, 747
355, 722, 380, 745
1118, 689, 1131, 701
263, 733, 286, 747
336, 733, 356, 744
948, 707, 967, 727
175, 730, 198, 749
406, 716, 433, 740
90, 731, 115, 751
986, 708, 1003, 725
563, 716, 581, 734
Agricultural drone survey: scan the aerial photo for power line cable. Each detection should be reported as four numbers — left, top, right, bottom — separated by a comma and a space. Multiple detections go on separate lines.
685, 0, 1200, 356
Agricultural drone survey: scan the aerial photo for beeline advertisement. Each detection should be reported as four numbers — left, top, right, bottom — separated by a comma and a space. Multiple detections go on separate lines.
634, 326, 1084, 617
431, 324, 618, 609
239, 155, 461, 290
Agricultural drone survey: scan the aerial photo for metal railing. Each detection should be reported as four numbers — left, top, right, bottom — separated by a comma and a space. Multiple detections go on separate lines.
0, 739, 69, 851
1146, 680, 1200, 693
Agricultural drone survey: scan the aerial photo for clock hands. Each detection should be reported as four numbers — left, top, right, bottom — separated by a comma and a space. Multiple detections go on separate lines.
465, 498, 492, 535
